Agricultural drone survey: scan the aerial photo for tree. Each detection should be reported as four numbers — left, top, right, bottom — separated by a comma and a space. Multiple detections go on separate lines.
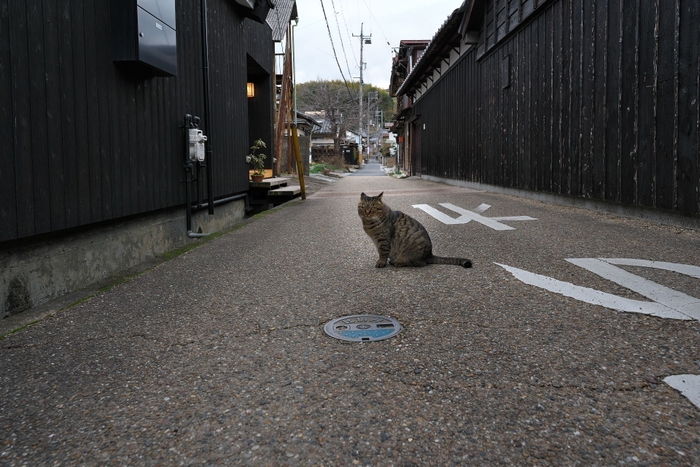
363, 84, 394, 120
362, 85, 394, 156
296, 80, 394, 158
296, 80, 357, 158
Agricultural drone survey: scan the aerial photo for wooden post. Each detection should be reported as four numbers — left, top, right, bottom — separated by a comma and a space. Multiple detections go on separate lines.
286, 102, 294, 173
274, 38, 293, 175
291, 124, 306, 200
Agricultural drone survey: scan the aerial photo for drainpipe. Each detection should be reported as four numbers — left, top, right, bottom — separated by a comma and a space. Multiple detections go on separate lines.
201, 0, 214, 215
192, 193, 251, 213
184, 159, 208, 238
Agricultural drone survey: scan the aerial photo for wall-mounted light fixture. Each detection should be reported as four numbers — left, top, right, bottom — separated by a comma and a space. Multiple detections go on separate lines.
247, 82, 255, 98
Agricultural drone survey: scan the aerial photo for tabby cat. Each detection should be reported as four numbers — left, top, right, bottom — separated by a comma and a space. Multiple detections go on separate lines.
358, 192, 472, 268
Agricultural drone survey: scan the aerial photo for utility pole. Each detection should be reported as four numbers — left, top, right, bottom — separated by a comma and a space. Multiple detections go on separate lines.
353, 23, 371, 165
367, 91, 377, 160
375, 108, 383, 162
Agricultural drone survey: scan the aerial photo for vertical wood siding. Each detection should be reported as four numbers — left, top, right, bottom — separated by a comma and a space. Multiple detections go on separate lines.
416, 52, 483, 181
0, 0, 273, 242
415, 0, 699, 216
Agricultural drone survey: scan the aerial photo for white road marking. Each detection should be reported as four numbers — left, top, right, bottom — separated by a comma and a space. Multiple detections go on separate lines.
412, 204, 464, 225
495, 263, 693, 320
601, 258, 700, 279
412, 203, 537, 230
473, 203, 490, 213
498, 257, 700, 411
567, 258, 700, 320
664, 375, 700, 410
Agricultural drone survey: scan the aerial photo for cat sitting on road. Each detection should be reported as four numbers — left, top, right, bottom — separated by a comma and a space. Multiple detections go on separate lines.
358, 192, 472, 269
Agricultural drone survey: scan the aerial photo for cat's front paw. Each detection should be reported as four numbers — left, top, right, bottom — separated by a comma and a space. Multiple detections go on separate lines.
375, 260, 387, 268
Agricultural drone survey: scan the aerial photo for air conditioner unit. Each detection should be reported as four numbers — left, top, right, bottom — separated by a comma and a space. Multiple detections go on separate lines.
111, 0, 177, 77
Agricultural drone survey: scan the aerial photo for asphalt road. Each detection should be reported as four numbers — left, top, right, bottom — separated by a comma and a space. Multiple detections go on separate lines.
1, 174, 699, 466
350, 157, 388, 176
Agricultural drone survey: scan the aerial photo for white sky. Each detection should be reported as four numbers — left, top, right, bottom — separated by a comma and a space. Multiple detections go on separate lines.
292, 0, 462, 90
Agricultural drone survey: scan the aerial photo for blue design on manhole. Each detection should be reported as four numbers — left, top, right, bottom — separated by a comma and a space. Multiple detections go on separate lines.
324, 315, 402, 342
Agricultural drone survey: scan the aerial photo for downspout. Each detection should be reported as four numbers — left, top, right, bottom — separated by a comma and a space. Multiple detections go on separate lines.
201, 0, 215, 215
185, 160, 208, 238
192, 193, 251, 213
184, 114, 209, 238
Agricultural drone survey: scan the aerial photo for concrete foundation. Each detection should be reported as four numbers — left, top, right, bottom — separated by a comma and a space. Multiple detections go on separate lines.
0, 199, 246, 321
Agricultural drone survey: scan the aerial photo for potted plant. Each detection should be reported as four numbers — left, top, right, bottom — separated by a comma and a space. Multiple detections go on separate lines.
247, 139, 267, 182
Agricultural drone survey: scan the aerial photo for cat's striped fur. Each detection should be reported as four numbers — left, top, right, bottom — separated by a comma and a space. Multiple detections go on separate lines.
358, 192, 472, 269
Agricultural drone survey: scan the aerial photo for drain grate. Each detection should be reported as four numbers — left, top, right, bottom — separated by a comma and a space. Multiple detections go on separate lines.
324, 315, 402, 342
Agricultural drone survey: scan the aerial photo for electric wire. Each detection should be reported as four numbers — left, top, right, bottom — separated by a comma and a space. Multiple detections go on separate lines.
336, 1, 359, 68
359, 0, 392, 48
319, 0, 356, 101
329, 0, 354, 79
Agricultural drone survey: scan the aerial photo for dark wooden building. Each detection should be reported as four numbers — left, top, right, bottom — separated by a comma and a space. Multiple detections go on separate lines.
0, 0, 275, 244
0, 0, 278, 319
392, 0, 699, 220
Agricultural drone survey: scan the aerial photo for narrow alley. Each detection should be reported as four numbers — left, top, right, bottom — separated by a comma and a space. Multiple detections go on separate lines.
2, 173, 699, 466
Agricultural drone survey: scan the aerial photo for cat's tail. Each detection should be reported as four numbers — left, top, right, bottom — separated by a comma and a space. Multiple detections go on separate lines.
428, 255, 473, 268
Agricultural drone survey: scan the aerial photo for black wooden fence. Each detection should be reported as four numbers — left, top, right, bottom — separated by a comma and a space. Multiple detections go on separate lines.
414, 0, 699, 216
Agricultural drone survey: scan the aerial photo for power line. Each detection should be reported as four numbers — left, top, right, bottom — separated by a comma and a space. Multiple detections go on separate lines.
359, 0, 392, 49
336, 2, 359, 68
329, 0, 354, 80
319, 0, 356, 101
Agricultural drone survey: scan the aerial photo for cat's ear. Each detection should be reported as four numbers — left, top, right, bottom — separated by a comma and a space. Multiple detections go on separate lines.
361, 192, 367, 200
377, 192, 384, 199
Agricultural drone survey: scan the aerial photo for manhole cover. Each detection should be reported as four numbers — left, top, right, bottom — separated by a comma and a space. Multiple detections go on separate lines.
324, 315, 402, 342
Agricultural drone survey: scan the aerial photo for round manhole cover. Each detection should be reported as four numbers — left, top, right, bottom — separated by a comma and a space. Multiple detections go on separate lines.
324, 315, 402, 342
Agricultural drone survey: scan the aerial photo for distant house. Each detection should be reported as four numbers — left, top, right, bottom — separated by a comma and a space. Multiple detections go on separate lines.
295, 112, 321, 166
277, 111, 320, 172
389, 39, 430, 172
296, 112, 322, 139
346, 129, 362, 148
391, 0, 700, 222
0, 0, 279, 319
304, 111, 359, 163
305, 112, 336, 159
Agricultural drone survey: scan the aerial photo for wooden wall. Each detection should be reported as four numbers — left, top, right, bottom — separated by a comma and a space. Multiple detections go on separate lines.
480, 0, 554, 56
0, 0, 273, 243
413, 53, 482, 180
414, 0, 699, 216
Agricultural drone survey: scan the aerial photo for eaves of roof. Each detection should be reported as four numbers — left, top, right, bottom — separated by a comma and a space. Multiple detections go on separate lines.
394, 0, 468, 97
266, 0, 298, 42
393, 106, 411, 123
295, 111, 322, 130
308, 117, 334, 135
389, 40, 430, 95
399, 39, 432, 48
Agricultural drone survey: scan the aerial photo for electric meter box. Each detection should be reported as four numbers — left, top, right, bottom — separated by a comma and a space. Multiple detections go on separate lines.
111, 0, 177, 77
188, 128, 207, 162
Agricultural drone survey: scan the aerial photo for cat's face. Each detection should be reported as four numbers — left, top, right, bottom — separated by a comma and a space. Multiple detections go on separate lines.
358, 192, 384, 218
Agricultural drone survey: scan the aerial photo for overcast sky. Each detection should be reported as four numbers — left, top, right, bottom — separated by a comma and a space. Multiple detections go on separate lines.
292, 0, 462, 90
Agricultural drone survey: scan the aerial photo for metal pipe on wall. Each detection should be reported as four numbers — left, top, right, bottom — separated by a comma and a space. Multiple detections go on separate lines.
184, 160, 207, 238
192, 193, 251, 213
200, 0, 214, 215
